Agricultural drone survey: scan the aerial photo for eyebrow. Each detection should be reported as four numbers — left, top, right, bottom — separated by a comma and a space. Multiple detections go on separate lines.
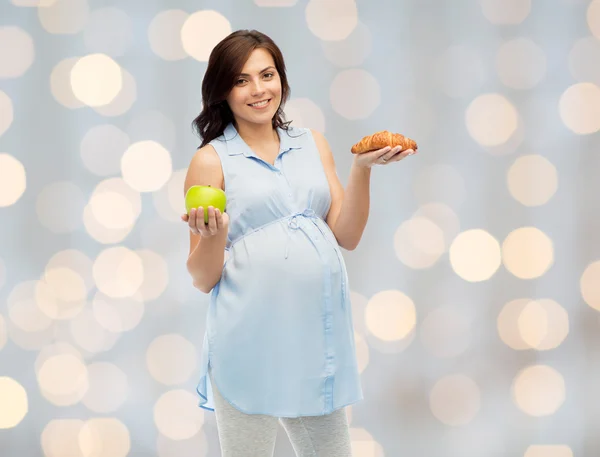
238, 66, 276, 77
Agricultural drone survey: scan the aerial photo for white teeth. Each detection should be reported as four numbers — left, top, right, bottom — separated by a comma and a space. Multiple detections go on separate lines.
250, 100, 269, 107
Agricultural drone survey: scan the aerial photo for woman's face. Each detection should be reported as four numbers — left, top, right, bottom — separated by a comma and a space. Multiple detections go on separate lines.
226, 48, 282, 128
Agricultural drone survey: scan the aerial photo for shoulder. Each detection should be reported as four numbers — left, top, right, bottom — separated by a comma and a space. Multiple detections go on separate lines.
184, 143, 224, 192
190, 143, 221, 168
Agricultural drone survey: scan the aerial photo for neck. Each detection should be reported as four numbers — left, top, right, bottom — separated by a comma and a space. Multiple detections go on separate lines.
234, 119, 279, 146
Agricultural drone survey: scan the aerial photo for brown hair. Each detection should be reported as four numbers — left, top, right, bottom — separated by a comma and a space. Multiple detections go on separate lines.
191, 30, 292, 148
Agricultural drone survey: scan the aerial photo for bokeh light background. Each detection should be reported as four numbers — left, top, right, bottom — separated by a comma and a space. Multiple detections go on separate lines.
1, 0, 600, 456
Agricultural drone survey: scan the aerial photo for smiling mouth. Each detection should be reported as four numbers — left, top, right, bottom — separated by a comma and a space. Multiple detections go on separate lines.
248, 99, 271, 108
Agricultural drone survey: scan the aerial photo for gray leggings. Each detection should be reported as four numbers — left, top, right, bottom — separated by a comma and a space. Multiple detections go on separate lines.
209, 371, 353, 456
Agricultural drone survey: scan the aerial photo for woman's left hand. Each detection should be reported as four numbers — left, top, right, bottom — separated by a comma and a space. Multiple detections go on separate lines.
353, 145, 417, 169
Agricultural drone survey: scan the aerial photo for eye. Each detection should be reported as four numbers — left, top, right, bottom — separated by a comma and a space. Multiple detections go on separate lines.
236, 78, 246, 85
264, 72, 274, 78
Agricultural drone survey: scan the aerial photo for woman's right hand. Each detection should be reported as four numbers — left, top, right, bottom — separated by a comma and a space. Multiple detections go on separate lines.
181, 206, 229, 237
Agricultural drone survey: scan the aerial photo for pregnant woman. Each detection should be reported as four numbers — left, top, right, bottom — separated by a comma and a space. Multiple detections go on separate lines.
182, 29, 416, 457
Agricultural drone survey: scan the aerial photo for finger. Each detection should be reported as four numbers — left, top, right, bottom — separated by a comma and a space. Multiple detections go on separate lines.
181, 213, 189, 222
383, 145, 403, 161
195, 207, 205, 234
390, 149, 411, 162
206, 206, 217, 234
215, 208, 222, 230
366, 146, 391, 159
188, 208, 199, 234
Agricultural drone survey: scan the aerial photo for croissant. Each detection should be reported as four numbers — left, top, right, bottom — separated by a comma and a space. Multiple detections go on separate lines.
351, 130, 417, 154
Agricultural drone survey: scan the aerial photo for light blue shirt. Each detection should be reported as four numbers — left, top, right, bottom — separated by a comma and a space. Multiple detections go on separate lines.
195, 122, 363, 417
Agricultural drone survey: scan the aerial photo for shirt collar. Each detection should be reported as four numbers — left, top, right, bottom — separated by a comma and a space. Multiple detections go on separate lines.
223, 122, 303, 157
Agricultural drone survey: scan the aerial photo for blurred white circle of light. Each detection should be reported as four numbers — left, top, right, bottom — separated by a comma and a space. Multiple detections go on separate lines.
79, 418, 131, 457
83, 7, 133, 57
502, 227, 554, 279
320, 20, 371, 67
35, 342, 84, 376
559, 82, 600, 134
420, 305, 472, 358
507, 155, 557, 206
89, 191, 136, 230
146, 334, 198, 385
496, 38, 547, 89
450, 229, 502, 282
148, 10, 189, 61
38, 0, 89, 34
0, 154, 26, 207
83, 178, 141, 244
0, 26, 35, 78
568, 37, 600, 84
394, 216, 446, 269
0, 91, 14, 137
498, 298, 533, 350
414, 164, 466, 209
429, 374, 481, 426
413, 203, 461, 247
481, 0, 531, 24
37, 267, 87, 319
91, 69, 137, 117
36, 181, 86, 233
365, 290, 416, 342
121, 141, 173, 192
11, 0, 58, 6
45, 250, 94, 293
434, 45, 486, 98
305, 0, 358, 41
51, 58, 85, 109
93, 246, 144, 298
153, 169, 186, 222
154, 390, 205, 440
181, 10, 232, 62
37, 354, 89, 405
135, 249, 169, 301
512, 365, 565, 416
41, 419, 86, 457
92, 291, 144, 333
517, 299, 569, 350
284, 98, 326, 133
7, 281, 54, 332
80, 124, 130, 177
82, 362, 128, 413
69, 308, 121, 355
156, 430, 210, 457
581, 260, 600, 311
71, 54, 123, 107
525, 445, 573, 457
466, 93, 519, 146
0, 377, 28, 429
349, 428, 385, 457
588, 0, 600, 39
330, 69, 380, 120
6, 318, 57, 352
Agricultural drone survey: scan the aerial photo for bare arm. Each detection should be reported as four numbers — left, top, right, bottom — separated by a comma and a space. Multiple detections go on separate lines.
312, 129, 370, 251
184, 145, 229, 293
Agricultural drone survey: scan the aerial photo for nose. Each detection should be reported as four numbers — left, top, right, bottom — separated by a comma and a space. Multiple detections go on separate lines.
251, 79, 265, 96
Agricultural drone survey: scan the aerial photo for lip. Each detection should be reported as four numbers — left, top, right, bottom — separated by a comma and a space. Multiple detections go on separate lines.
248, 99, 271, 109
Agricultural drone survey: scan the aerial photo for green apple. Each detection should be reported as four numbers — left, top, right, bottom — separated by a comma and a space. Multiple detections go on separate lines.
185, 185, 227, 224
